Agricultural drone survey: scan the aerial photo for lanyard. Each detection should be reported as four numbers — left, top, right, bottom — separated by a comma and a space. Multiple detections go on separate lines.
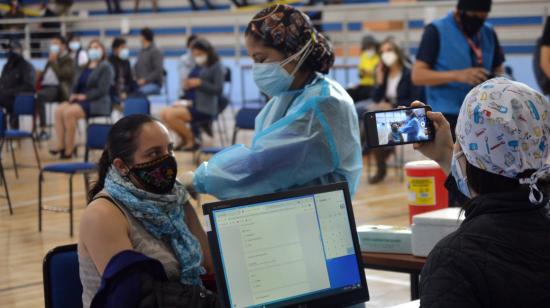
463, 32, 483, 66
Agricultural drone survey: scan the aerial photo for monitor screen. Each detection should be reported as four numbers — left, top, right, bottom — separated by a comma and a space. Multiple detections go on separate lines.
211, 189, 362, 308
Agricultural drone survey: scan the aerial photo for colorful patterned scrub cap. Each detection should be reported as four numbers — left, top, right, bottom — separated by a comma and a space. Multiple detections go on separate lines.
456, 77, 550, 204
246, 4, 335, 74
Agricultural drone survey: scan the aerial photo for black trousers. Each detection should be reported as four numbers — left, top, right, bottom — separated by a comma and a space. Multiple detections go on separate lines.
37, 86, 61, 128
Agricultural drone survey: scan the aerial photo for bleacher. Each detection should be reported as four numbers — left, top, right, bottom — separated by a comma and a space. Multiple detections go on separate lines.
0, 0, 547, 105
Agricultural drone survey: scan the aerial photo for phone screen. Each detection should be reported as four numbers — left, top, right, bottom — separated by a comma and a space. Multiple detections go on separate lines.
365, 106, 434, 148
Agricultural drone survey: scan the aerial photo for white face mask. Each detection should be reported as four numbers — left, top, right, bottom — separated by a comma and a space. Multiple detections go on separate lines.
365, 48, 376, 57
451, 150, 472, 198
381, 51, 398, 67
194, 55, 207, 66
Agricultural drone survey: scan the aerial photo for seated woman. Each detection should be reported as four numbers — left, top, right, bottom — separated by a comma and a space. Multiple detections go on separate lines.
367, 37, 424, 184
159, 38, 224, 151
51, 39, 114, 159
78, 115, 215, 308
413, 78, 550, 307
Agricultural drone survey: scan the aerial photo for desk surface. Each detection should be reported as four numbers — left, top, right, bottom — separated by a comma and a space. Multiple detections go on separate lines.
362, 252, 426, 271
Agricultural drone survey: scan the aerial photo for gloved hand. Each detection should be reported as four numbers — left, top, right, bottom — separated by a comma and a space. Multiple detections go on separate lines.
181, 171, 198, 200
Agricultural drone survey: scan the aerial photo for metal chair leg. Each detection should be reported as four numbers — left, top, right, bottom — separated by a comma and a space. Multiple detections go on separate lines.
0, 159, 12, 215
32, 138, 42, 170
69, 174, 74, 237
9, 140, 18, 178
38, 170, 43, 231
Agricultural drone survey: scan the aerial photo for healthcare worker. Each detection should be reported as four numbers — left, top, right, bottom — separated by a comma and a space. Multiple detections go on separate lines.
187, 4, 362, 200
399, 109, 421, 142
412, 78, 550, 307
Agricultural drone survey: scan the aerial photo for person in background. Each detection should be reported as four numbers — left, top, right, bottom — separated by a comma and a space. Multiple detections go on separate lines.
413, 78, 550, 307
536, 17, 550, 94
177, 34, 198, 99
79, 115, 216, 308
159, 38, 224, 151
347, 35, 379, 104
412, 0, 504, 137
134, 0, 158, 12
367, 38, 423, 184
68, 34, 89, 68
105, 0, 122, 14
387, 122, 403, 145
134, 28, 164, 95
0, 40, 35, 129
52, 39, 114, 159
2, 0, 25, 41
36, 35, 75, 141
188, 0, 214, 10
399, 109, 421, 142
108, 37, 134, 107
183, 4, 363, 200
53, 0, 73, 15
372, 38, 422, 109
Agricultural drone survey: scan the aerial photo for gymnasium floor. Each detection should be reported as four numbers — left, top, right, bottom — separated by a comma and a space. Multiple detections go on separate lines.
0, 118, 424, 307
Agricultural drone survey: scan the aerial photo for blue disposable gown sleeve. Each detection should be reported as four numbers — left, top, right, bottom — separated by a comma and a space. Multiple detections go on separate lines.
399, 118, 418, 134
193, 97, 341, 200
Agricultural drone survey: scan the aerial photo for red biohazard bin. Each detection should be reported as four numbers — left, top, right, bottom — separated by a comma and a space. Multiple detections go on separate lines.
405, 160, 448, 224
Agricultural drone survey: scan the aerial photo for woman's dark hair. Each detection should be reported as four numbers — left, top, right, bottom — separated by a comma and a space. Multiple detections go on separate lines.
465, 162, 534, 195
111, 37, 126, 50
187, 34, 198, 48
379, 37, 409, 69
52, 35, 67, 48
140, 27, 154, 42
190, 38, 219, 67
88, 114, 159, 200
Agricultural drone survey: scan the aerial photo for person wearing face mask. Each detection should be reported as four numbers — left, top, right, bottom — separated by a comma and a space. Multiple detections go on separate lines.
0, 40, 35, 129
182, 4, 362, 200
366, 38, 423, 184
108, 37, 135, 107
411, 78, 550, 307
346, 35, 380, 103
412, 0, 505, 139
52, 39, 114, 159
79, 115, 217, 308
36, 36, 75, 141
67, 34, 89, 68
134, 28, 164, 96
177, 35, 198, 99
159, 38, 224, 151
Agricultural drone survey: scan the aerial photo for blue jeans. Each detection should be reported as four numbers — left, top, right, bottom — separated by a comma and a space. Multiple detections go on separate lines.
139, 83, 161, 96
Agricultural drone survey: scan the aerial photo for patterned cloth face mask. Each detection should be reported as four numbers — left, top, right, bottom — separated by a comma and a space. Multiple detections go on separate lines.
129, 154, 178, 194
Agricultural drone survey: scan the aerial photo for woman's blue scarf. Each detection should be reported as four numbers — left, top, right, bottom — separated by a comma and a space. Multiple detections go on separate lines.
104, 168, 205, 285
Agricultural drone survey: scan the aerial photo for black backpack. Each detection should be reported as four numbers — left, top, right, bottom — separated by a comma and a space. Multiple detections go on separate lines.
533, 38, 550, 95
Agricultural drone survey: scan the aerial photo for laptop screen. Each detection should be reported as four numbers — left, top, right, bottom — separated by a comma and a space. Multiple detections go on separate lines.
211, 189, 363, 308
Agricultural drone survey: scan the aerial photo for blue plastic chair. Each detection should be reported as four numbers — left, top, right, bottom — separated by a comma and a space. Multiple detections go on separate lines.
5, 95, 41, 178
123, 96, 150, 116
194, 106, 263, 166
231, 106, 262, 144
43, 244, 83, 308
0, 109, 13, 214
38, 124, 111, 236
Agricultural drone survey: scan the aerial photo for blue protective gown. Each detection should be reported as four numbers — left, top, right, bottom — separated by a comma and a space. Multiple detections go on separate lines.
193, 73, 363, 200
399, 117, 420, 142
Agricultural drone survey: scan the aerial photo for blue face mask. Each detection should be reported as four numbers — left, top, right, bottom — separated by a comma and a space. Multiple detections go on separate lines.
252, 37, 314, 97
49, 44, 60, 55
451, 151, 472, 198
118, 48, 130, 60
252, 62, 294, 97
88, 48, 103, 61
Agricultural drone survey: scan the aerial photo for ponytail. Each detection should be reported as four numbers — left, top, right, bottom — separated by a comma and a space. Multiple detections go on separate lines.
89, 149, 111, 201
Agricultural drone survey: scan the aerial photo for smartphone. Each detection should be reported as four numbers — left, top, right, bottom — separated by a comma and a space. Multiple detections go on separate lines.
364, 106, 435, 148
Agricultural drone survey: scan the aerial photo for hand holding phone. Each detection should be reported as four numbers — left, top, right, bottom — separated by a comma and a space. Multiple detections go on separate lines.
364, 106, 435, 148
